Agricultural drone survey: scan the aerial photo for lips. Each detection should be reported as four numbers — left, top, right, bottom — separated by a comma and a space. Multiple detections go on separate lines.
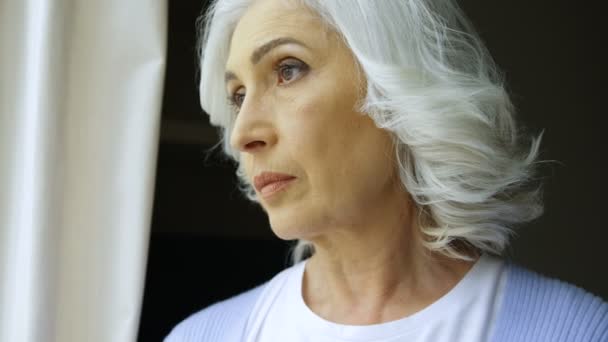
253, 172, 297, 196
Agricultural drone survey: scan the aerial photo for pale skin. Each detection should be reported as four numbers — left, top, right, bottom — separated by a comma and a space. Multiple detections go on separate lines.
224, 0, 479, 325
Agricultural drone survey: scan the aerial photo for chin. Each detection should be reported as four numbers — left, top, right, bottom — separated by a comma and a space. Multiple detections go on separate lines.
267, 211, 321, 241
268, 221, 304, 241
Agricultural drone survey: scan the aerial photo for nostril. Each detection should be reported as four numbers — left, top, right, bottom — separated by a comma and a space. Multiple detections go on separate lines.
244, 140, 266, 150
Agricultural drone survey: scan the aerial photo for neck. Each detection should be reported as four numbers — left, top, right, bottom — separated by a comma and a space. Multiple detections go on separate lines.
302, 190, 479, 325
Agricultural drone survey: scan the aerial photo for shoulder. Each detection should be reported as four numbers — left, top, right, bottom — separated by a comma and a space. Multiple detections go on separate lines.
163, 282, 267, 342
162, 262, 300, 342
491, 262, 608, 342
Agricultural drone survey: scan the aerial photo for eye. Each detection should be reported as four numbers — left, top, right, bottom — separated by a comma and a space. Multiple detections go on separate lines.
226, 58, 309, 113
227, 90, 245, 113
275, 58, 309, 85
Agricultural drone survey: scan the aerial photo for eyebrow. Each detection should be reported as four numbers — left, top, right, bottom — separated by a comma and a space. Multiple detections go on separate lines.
225, 37, 308, 84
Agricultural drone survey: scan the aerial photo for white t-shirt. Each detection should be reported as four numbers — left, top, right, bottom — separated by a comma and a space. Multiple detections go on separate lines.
245, 253, 507, 342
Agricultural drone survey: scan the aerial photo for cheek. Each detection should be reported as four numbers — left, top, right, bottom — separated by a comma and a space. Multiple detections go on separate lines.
290, 100, 386, 183
281, 96, 329, 155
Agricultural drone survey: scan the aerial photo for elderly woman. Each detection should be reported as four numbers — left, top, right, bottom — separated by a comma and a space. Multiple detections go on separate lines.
165, 0, 608, 341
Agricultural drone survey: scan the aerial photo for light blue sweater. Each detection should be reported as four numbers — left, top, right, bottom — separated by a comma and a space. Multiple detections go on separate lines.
165, 262, 608, 341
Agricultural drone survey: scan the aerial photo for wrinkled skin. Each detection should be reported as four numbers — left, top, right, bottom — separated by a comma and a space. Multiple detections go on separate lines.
225, 0, 477, 325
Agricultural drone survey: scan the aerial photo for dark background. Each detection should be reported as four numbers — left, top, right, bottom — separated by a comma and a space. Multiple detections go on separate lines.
138, 1, 607, 340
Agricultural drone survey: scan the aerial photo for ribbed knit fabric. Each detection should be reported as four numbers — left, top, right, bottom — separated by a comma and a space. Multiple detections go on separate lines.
490, 262, 608, 341
164, 284, 266, 342
164, 263, 608, 341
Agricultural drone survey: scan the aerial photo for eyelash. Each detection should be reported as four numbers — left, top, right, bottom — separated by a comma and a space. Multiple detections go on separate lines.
227, 58, 308, 113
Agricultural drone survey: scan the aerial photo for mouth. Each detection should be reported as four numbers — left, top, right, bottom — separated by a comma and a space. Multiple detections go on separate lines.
253, 172, 297, 198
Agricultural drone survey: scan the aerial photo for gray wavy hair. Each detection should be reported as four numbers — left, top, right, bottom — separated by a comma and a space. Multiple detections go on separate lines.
196, 0, 545, 264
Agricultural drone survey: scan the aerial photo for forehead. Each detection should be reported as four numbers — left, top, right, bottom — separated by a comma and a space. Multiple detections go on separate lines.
226, 0, 328, 69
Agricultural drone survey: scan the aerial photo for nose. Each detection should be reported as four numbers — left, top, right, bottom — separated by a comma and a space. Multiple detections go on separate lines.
229, 99, 277, 154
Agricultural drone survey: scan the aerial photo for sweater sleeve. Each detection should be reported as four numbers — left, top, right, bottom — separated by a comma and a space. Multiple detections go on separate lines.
491, 263, 608, 342
164, 283, 267, 342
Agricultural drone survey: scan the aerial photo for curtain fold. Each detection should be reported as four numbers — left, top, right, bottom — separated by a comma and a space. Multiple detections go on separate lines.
0, 1, 167, 341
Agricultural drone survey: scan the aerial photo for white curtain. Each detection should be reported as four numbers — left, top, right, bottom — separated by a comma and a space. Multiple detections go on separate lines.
0, 1, 166, 341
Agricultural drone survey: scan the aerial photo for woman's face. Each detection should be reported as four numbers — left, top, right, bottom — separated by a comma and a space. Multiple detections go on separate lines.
225, 0, 401, 240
